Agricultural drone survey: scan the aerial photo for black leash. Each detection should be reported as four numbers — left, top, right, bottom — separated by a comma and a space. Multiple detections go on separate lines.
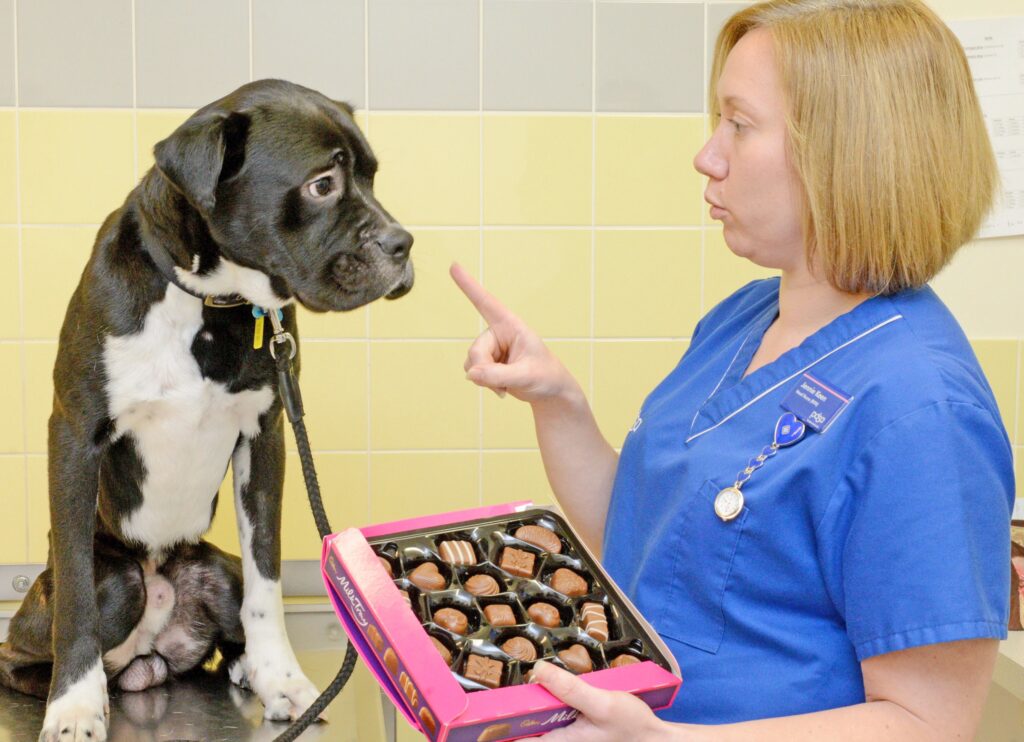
268, 315, 359, 742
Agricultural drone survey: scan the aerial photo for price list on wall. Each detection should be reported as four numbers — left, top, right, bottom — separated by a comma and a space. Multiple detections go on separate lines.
948, 16, 1024, 239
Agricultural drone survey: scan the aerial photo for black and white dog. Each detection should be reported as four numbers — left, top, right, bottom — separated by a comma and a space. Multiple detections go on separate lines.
0, 79, 413, 741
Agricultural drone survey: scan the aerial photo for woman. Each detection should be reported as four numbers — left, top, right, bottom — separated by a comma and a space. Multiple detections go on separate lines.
451, 0, 1013, 738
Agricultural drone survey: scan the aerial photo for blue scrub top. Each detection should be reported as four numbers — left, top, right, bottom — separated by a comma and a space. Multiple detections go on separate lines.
602, 278, 1014, 725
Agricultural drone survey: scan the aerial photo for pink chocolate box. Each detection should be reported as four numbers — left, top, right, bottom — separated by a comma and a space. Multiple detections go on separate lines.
321, 501, 682, 741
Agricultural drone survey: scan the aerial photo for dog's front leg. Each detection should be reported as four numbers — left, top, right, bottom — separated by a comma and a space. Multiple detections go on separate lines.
228, 413, 323, 722
39, 414, 108, 742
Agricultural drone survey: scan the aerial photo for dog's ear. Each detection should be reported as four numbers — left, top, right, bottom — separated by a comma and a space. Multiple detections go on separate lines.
154, 110, 251, 215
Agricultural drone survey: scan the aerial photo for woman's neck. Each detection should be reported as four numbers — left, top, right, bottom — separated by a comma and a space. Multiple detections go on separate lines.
775, 269, 873, 338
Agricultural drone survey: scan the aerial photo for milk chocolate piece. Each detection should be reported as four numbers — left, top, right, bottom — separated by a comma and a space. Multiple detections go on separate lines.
384, 648, 399, 675
477, 723, 512, 741
439, 539, 477, 566
557, 644, 593, 674
499, 547, 535, 578
500, 636, 537, 662
514, 524, 562, 554
465, 574, 500, 597
433, 607, 469, 635
465, 654, 503, 689
527, 602, 561, 628
367, 625, 384, 652
419, 708, 437, 735
400, 671, 419, 706
484, 604, 516, 627
431, 636, 453, 666
610, 654, 641, 668
580, 602, 609, 642
549, 568, 587, 597
399, 590, 413, 610
409, 562, 446, 591
378, 556, 394, 577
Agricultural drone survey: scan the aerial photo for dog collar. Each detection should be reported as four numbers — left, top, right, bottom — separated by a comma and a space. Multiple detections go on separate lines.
140, 238, 251, 309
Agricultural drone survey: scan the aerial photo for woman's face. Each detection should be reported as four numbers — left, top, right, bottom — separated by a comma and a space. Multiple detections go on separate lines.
693, 28, 807, 274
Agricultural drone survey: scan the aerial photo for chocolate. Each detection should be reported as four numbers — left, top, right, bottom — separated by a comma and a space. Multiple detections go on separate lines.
557, 644, 593, 674
465, 654, 503, 689
499, 547, 535, 578
439, 539, 477, 566
367, 625, 384, 652
431, 636, 453, 666
409, 562, 446, 591
549, 568, 587, 597
399, 590, 413, 610
483, 604, 516, 627
477, 723, 512, 741
433, 607, 469, 635
514, 524, 562, 554
399, 671, 419, 706
465, 574, 500, 597
420, 708, 437, 735
500, 636, 537, 662
580, 602, 609, 641
378, 556, 394, 577
527, 602, 561, 628
384, 647, 399, 675
610, 654, 641, 668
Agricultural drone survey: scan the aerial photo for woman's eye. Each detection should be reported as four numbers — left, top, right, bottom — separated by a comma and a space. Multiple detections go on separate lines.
308, 176, 334, 198
728, 118, 744, 134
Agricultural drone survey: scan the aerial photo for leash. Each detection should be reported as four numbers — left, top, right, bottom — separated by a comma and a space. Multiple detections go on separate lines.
264, 309, 359, 742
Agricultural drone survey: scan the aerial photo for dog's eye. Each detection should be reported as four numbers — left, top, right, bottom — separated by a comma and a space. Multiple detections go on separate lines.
308, 176, 335, 198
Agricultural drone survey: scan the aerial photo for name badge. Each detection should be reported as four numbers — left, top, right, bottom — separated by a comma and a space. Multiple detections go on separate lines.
780, 372, 852, 433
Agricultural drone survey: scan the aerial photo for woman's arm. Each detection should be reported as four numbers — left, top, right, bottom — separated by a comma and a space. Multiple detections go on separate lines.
532, 639, 998, 741
450, 263, 618, 553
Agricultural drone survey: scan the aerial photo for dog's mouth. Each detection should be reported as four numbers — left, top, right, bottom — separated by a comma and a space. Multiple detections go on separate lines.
293, 254, 414, 312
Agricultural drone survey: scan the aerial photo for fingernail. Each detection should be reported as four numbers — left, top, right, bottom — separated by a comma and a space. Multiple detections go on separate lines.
496, 388, 506, 399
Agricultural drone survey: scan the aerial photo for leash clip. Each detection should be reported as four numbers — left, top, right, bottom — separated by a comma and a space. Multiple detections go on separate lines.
264, 307, 297, 361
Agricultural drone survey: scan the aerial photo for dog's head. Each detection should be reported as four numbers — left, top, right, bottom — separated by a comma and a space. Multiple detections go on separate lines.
152, 79, 413, 312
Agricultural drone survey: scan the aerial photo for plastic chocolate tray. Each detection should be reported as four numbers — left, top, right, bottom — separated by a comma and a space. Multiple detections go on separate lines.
367, 509, 674, 691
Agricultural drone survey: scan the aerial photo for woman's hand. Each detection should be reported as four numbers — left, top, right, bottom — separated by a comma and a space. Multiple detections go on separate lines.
450, 263, 583, 405
530, 660, 673, 741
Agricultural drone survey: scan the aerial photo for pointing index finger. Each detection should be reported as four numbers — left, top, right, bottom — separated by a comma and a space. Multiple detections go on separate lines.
449, 262, 513, 326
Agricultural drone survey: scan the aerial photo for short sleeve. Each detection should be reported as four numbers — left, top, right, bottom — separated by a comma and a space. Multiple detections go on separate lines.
817, 401, 1014, 662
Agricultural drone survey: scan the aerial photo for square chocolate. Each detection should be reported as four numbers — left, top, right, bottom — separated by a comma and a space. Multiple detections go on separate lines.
499, 547, 535, 578
465, 654, 504, 689
483, 603, 516, 627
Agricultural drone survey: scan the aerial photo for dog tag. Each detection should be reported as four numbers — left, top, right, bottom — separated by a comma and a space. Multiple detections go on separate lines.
253, 314, 265, 350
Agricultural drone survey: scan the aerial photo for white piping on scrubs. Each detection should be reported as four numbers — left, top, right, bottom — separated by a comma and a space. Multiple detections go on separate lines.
685, 314, 904, 444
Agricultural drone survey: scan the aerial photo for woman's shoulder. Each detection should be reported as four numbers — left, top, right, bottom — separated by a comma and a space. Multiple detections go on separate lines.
846, 285, 1007, 441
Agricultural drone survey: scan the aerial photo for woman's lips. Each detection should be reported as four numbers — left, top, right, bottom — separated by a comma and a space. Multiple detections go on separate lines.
710, 205, 727, 219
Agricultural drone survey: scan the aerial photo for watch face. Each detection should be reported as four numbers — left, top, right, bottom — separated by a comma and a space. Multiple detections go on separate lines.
714, 487, 744, 521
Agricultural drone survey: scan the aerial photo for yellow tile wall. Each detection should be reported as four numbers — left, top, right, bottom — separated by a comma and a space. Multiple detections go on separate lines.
1, 107, 1021, 569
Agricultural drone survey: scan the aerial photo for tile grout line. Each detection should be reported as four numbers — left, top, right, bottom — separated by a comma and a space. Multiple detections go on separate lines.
13, 0, 29, 563
248, 0, 254, 82
478, 0, 485, 507
590, 0, 597, 414
131, 0, 138, 181
365, 0, 373, 520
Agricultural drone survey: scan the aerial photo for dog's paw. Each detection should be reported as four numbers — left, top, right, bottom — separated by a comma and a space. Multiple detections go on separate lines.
229, 652, 326, 722
38, 660, 109, 742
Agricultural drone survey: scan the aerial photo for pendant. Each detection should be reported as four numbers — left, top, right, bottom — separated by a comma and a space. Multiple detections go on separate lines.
714, 486, 744, 521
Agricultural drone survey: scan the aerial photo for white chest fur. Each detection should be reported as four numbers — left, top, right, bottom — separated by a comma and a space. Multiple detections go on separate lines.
103, 284, 274, 554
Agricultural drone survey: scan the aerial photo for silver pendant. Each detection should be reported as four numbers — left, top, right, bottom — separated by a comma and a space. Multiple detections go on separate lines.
714, 486, 744, 521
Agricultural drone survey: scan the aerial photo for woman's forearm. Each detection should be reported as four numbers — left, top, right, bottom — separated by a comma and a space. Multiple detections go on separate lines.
531, 387, 619, 557
670, 700, 936, 742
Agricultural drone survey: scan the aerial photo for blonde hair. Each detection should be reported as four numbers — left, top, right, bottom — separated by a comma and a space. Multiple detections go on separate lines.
710, 0, 999, 294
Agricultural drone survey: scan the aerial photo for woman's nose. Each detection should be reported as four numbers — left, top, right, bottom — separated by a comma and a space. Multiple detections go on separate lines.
693, 135, 727, 181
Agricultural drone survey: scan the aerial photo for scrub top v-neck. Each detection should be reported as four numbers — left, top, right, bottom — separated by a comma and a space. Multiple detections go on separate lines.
602, 277, 1014, 725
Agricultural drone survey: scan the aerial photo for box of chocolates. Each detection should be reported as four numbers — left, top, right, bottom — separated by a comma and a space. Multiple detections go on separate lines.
321, 501, 681, 741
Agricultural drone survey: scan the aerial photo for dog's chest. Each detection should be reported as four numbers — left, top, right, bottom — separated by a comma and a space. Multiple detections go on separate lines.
103, 285, 274, 551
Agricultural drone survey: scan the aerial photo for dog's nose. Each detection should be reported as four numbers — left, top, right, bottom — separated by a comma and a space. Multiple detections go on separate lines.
374, 226, 413, 261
